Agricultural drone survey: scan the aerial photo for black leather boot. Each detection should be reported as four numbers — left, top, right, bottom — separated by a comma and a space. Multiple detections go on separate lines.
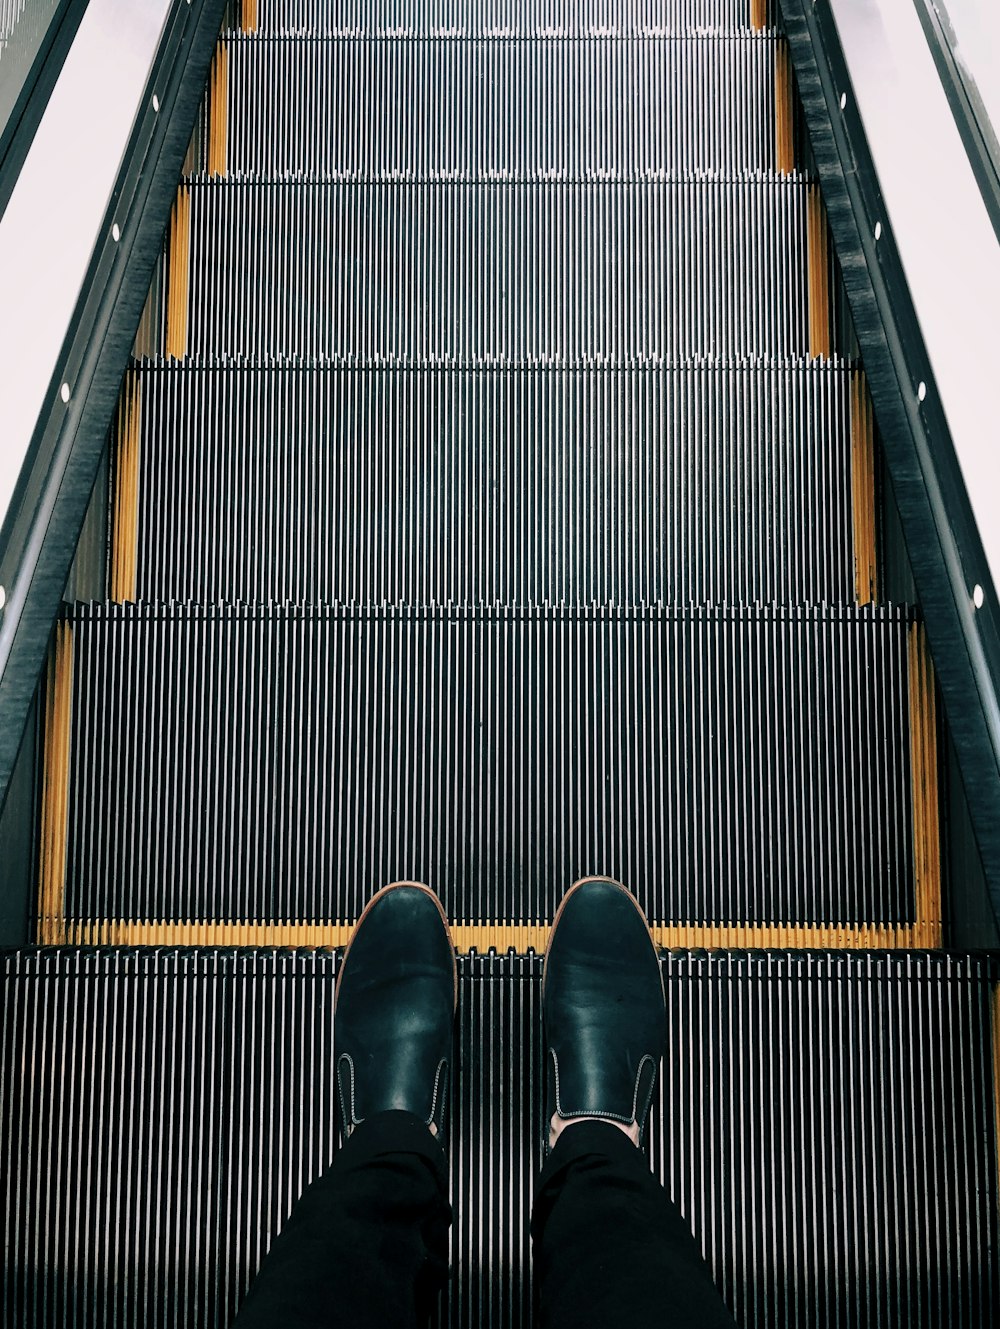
336, 882, 457, 1139
543, 877, 666, 1146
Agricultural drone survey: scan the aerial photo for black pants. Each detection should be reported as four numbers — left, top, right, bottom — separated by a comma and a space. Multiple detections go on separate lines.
234, 1111, 734, 1328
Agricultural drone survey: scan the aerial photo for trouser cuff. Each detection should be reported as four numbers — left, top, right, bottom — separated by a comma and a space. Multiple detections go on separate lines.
540, 1118, 646, 1188
341, 1109, 448, 1181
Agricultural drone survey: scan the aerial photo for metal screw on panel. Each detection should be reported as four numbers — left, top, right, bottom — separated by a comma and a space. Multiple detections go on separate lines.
112, 223, 121, 242
0, 586, 6, 612
974, 585, 985, 609
874, 222, 882, 240
917, 382, 927, 402
152, 95, 160, 112
60, 383, 70, 403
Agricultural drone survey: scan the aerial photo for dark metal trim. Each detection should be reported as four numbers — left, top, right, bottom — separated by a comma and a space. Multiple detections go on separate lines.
781, 0, 1000, 925
911, 0, 1000, 246
0, 0, 89, 223
0, 0, 228, 820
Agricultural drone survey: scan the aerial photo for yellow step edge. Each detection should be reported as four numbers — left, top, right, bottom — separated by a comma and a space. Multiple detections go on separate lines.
207, 41, 228, 178
133, 282, 156, 359
36, 622, 74, 948
109, 372, 141, 604
806, 183, 832, 360
164, 186, 191, 361
909, 622, 942, 942
774, 40, 795, 176
850, 369, 878, 606
49, 918, 940, 952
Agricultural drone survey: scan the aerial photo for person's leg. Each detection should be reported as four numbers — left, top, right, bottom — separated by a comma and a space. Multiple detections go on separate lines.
235, 882, 457, 1329
234, 1110, 450, 1329
533, 877, 734, 1329
532, 1120, 733, 1328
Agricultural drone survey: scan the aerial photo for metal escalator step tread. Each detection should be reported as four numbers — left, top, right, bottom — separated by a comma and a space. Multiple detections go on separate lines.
59, 603, 922, 929
179, 177, 816, 361
234, 1, 761, 37
215, 33, 790, 178
1, 948, 995, 1327
132, 360, 855, 605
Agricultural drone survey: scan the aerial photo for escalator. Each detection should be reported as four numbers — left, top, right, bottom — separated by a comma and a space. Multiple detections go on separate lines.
2, 0, 999, 1323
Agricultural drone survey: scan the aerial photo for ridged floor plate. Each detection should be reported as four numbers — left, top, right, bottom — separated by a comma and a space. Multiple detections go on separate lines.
58, 604, 919, 928
132, 359, 855, 604
217, 34, 787, 177
182, 178, 812, 361
235, 0, 759, 37
1, 950, 995, 1327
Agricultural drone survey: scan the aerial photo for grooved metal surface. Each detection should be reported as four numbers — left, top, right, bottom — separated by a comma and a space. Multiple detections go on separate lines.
14, 0, 990, 1324
213, 34, 785, 177
230, 0, 758, 36
181, 177, 812, 360
1, 949, 996, 1327
133, 360, 855, 605
63, 604, 916, 927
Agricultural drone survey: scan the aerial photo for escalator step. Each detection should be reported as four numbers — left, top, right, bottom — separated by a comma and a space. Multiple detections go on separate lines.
2, 948, 995, 1327
180, 177, 814, 361
57, 603, 921, 929
234, 0, 758, 37
217, 34, 787, 178
131, 359, 855, 605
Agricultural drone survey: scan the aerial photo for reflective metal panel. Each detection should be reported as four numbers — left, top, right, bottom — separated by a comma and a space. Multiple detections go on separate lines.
0, 0, 62, 137
831, 0, 1000, 605
0, 0, 172, 546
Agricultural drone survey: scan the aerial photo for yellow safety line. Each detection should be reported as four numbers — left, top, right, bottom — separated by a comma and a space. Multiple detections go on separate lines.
241, 0, 258, 33
207, 42, 228, 178
37, 623, 74, 946
909, 622, 943, 945
109, 373, 141, 604
807, 183, 831, 360
60, 919, 939, 952
164, 186, 191, 361
774, 40, 795, 176
850, 369, 878, 606
750, 0, 767, 32
656, 922, 940, 949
